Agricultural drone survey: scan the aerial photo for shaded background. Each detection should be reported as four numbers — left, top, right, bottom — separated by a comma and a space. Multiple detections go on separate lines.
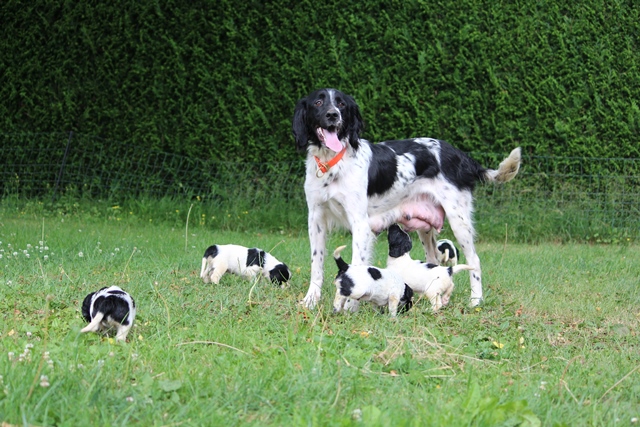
2, 0, 639, 162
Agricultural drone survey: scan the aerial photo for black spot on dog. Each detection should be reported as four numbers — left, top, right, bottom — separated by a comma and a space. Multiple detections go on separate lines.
367, 267, 382, 280
246, 248, 266, 268
339, 275, 355, 296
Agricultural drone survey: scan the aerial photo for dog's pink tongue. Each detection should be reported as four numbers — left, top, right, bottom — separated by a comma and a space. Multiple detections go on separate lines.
322, 129, 343, 152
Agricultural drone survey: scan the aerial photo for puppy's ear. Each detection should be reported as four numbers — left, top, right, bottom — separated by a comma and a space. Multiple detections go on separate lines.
81, 292, 94, 322
387, 225, 413, 258
292, 97, 310, 152
343, 94, 364, 150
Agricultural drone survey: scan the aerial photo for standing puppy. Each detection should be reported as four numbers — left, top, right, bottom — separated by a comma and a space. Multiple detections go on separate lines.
387, 225, 473, 311
200, 244, 291, 285
436, 239, 459, 266
81, 286, 136, 341
333, 245, 413, 317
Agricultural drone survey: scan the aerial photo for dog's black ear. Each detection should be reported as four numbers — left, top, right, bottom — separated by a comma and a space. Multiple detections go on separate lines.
343, 94, 364, 150
292, 97, 310, 152
399, 284, 414, 313
81, 292, 94, 322
387, 224, 413, 258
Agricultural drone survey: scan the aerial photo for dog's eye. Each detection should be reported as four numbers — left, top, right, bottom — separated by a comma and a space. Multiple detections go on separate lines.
314, 100, 323, 107
337, 101, 346, 108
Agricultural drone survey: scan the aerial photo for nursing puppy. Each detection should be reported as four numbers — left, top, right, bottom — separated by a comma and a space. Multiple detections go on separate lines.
81, 286, 136, 341
200, 244, 291, 286
333, 245, 413, 317
436, 239, 459, 266
387, 225, 473, 311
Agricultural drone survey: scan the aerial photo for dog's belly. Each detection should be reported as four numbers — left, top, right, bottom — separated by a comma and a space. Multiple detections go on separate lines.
369, 195, 445, 233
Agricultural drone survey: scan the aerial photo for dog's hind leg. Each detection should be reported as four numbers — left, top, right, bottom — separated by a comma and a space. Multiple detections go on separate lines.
115, 323, 132, 341
441, 193, 483, 306
81, 312, 105, 334
417, 229, 439, 264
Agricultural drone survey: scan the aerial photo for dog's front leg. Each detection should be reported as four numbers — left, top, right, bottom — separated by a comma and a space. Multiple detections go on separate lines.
303, 209, 327, 309
344, 210, 373, 313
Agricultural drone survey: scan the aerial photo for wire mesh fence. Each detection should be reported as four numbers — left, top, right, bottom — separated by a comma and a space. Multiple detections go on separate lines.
1, 132, 638, 241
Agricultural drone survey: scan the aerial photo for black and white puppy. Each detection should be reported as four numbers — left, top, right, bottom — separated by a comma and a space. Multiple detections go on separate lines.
81, 286, 136, 341
387, 224, 473, 311
333, 245, 413, 317
292, 88, 521, 309
200, 244, 291, 286
436, 239, 459, 266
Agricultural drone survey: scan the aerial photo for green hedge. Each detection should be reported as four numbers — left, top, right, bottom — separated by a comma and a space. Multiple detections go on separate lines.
2, 0, 639, 163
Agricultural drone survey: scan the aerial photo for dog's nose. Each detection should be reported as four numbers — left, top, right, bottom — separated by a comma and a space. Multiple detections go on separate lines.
326, 110, 339, 122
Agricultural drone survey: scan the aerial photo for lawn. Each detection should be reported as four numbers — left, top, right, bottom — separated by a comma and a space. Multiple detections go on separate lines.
0, 212, 638, 426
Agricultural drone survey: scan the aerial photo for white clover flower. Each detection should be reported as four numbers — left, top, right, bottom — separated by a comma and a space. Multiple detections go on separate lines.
39, 375, 50, 387
78, 252, 84, 257
39, 241, 44, 246
7, 352, 14, 361
126, 396, 134, 402
44, 255, 49, 261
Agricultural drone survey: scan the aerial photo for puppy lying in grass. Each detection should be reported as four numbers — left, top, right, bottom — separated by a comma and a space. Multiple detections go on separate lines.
200, 244, 291, 286
436, 239, 459, 266
81, 286, 136, 341
387, 224, 474, 312
332, 245, 413, 317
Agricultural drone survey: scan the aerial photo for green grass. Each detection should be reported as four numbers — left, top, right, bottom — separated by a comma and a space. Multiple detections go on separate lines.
0, 212, 639, 426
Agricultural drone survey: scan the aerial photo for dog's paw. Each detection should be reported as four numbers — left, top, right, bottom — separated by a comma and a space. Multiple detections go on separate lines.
469, 297, 483, 308
300, 287, 321, 309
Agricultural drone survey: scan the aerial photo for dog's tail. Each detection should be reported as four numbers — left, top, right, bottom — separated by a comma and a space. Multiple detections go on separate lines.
333, 245, 349, 274
484, 147, 521, 183
80, 311, 105, 333
450, 264, 475, 276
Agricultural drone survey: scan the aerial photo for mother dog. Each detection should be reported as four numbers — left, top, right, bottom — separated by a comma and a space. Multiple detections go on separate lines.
292, 88, 521, 309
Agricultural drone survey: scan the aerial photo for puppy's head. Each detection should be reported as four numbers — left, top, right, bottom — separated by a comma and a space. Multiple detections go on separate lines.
81, 291, 96, 322
398, 284, 414, 314
387, 224, 413, 258
292, 88, 364, 153
268, 264, 291, 285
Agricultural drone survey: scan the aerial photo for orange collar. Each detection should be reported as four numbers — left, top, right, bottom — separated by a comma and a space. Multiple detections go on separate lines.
314, 146, 347, 177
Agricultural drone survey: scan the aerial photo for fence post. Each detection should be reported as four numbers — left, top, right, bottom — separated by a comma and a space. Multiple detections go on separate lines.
51, 131, 73, 203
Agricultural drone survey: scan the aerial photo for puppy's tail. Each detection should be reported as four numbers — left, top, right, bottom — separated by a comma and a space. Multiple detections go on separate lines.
450, 264, 475, 276
484, 147, 521, 183
80, 312, 104, 333
333, 245, 349, 274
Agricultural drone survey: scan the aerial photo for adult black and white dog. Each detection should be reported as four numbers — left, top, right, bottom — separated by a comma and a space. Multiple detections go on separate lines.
292, 88, 521, 309
200, 244, 291, 286
81, 286, 136, 341
387, 224, 473, 312
333, 245, 413, 317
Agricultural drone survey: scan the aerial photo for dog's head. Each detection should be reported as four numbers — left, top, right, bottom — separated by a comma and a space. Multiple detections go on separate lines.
387, 224, 413, 258
292, 88, 364, 153
268, 264, 292, 285
81, 291, 96, 322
